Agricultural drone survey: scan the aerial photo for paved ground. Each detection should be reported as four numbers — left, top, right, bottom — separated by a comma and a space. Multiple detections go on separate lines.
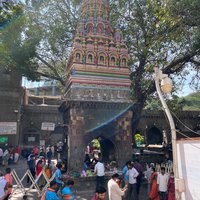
0, 159, 148, 200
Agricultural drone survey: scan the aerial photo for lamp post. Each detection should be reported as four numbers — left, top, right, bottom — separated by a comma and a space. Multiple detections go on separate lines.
154, 67, 180, 199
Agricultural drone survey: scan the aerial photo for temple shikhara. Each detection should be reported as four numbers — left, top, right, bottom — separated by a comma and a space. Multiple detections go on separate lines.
65, 0, 131, 102
60, 0, 133, 170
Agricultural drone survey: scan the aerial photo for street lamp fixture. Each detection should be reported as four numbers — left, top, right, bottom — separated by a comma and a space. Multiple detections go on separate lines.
161, 76, 173, 93
154, 67, 185, 199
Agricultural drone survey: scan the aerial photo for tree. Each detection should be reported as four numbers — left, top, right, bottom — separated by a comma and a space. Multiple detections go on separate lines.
0, 0, 42, 80
23, 0, 82, 84
0, 0, 81, 82
110, 0, 200, 136
1, 0, 199, 137
182, 92, 200, 111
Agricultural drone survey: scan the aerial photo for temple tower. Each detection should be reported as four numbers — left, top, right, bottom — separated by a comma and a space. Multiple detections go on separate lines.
61, 0, 133, 170
65, 0, 131, 102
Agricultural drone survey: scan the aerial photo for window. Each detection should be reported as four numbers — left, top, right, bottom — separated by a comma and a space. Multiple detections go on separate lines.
110, 57, 116, 66
24, 134, 39, 145
88, 54, 93, 63
99, 56, 105, 64
122, 58, 127, 67
76, 53, 81, 62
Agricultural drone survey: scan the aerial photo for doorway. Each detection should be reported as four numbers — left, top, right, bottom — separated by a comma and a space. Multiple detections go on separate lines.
147, 126, 163, 144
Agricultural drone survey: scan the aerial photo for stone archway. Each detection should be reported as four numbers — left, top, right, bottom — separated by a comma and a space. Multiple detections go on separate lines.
63, 101, 133, 171
147, 126, 163, 144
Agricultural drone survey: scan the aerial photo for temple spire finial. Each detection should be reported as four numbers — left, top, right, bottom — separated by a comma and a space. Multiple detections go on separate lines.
80, 0, 110, 21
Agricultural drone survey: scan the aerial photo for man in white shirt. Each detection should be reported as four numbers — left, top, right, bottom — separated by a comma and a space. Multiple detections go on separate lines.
0, 171, 7, 199
157, 167, 169, 200
94, 155, 105, 190
126, 162, 139, 200
107, 173, 127, 200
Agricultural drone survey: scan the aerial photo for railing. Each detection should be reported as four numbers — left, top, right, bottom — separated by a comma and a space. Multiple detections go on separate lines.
146, 163, 173, 174
11, 169, 56, 197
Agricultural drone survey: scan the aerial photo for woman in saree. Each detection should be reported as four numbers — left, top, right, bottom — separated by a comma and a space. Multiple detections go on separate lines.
149, 167, 159, 200
168, 172, 175, 200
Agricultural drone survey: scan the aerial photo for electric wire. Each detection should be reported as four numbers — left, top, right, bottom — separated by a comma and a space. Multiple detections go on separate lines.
176, 130, 200, 150
171, 110, 200, 136
157, 104, 200, 137
158, 104, 200, 150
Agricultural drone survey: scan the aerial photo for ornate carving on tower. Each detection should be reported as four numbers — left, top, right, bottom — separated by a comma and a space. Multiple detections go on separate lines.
65, 0, 131, 102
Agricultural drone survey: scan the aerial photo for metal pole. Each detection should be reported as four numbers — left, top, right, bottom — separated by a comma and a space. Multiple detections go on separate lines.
154, 67, 179, 199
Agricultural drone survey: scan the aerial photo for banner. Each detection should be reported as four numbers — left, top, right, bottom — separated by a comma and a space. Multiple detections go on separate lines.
41, 122, 55, 131
177, 138, 200, 200
0, 122, 17, 135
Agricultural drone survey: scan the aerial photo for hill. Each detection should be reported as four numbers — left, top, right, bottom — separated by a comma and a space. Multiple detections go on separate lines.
182, 92, 200, 111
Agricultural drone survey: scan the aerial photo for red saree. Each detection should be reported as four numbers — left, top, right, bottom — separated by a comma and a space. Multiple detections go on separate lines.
168, 177, 175, 200
149, 172, 160, 200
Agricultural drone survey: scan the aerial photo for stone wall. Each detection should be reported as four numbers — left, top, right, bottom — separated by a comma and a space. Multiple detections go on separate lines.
137, 110, 200, 143
20, 105, 63, 148
63, 101, 133, 171
0, 71, 22, 145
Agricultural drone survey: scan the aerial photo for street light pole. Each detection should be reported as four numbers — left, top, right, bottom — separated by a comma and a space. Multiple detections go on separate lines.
154, 67, 180, 199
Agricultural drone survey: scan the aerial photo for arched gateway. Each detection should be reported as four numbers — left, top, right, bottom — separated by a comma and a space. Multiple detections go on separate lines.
60, 0, 133, 170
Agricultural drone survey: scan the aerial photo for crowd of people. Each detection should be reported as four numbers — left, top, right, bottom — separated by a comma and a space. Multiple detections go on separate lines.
0, 143, 175, 200
0, 145, 21, 166
148, 166, 175, 200
90, 153, 175, 200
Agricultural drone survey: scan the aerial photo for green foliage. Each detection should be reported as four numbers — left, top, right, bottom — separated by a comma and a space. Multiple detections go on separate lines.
0, 1, 22, 25
182, 92, 200, 111
166, 95, 186, 112
0, 0, 80, 84
145, 92, 200, 112
111, 0, 200, 105
0, 1, 41, 80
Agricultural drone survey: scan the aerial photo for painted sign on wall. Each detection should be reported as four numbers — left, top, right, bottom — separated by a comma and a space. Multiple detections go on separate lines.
41, 122, 55, 131
0, 137, 8, 143
0, 122, 17, 135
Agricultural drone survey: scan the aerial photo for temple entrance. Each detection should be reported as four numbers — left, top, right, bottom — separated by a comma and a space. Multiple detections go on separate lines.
147, 126, 163, 144
84, 137, 116, 171
100, 138, 116, 163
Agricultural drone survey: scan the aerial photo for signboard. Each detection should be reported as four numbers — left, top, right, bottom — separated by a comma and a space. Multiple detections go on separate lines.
0, 122, 17, 135
0, 137, 8, 144
177, 138, 200, 200
41, 122, 55, 131
40, 140, 45, 146
28, 137, 35, 142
